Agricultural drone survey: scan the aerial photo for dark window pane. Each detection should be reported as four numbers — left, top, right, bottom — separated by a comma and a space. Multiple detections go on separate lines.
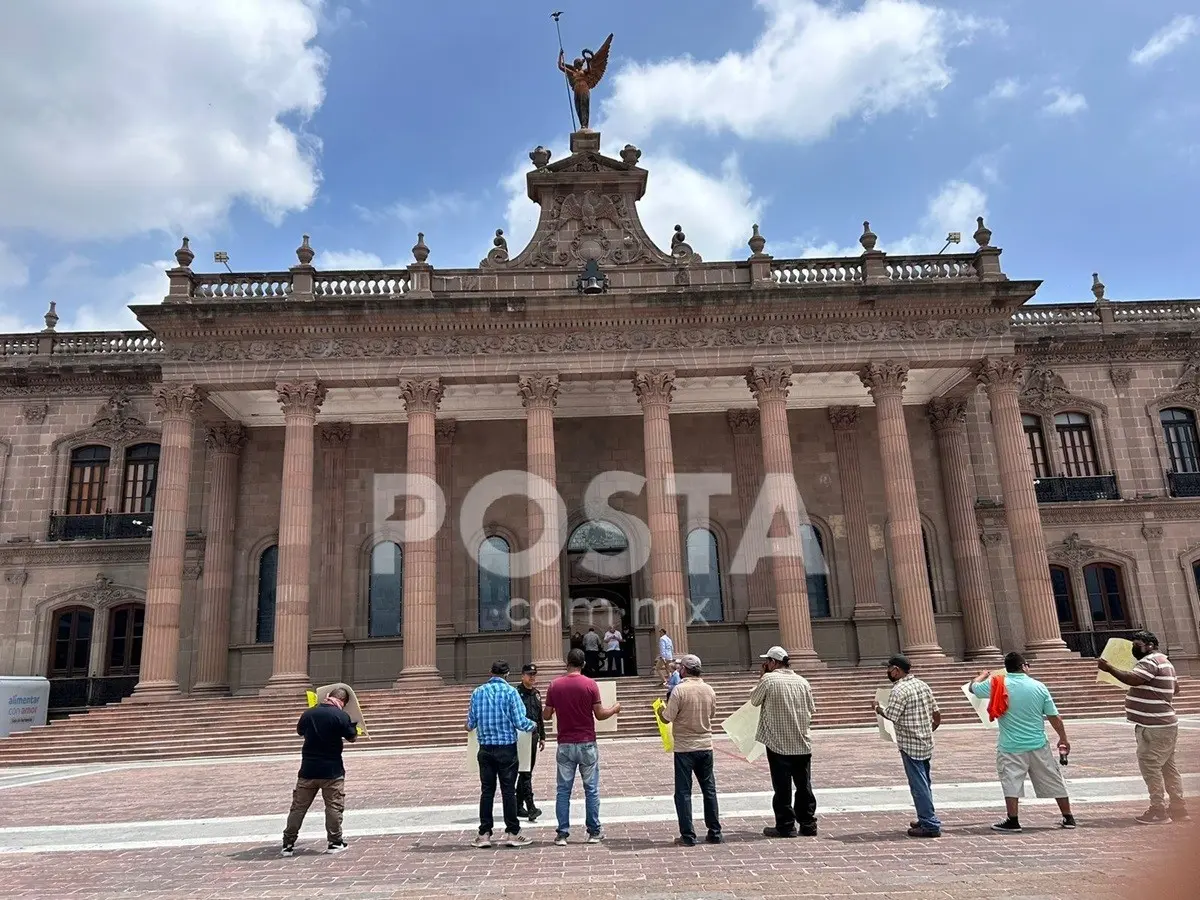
1084, 563, 1128, 625
1054, 413, 1099, 478
478, 537, 512, 632
923, 529, 937, 610
1049, 566, 1075, 625
67, 446, 111, 515
256, 545, 279, 644
122, 444, 160, 514
368, 541, 403, 638
1023, 415, 1050, 479
1161, 408, 1200, 474
803, 527, 830, 619
686, 529, 724, 623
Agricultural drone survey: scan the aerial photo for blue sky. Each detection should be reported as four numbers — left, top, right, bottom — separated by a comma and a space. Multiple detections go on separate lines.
1, 0, 1198, 333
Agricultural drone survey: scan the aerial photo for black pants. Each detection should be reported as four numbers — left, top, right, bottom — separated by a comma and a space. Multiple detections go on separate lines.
478, 743, 520, 836
516, 740, 539, 812
606, 649, 622, 675
674, 750, 721, 840
584, 650, 601, 675
766, 749, 816, 833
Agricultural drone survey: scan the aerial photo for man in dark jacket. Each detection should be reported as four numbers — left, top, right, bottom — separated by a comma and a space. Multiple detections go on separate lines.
282, 686, 358, 857
516, 663, 547, 820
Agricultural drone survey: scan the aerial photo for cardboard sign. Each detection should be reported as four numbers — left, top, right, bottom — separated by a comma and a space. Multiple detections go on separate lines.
720, 701, 767, 760
875, 687, 897, 743
307, 683, 369, 738
1097, 639, 1137, 689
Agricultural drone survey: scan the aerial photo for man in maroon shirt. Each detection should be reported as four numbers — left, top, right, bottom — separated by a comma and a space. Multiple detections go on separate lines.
544, 648, 621, 845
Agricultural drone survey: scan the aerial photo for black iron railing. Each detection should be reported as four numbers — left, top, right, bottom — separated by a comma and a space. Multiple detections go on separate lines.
1167, 471, 1200, 498
1034, 474, 1120, 503
1059, 628, 1146, 658
48, 512, 153, 541
47, 675, 139, 711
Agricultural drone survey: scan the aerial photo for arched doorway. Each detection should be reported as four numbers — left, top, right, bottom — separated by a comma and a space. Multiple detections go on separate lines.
566, 520, 637, 677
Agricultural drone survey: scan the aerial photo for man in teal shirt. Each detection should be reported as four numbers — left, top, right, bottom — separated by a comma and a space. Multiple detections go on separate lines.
971, 652, 1075, 833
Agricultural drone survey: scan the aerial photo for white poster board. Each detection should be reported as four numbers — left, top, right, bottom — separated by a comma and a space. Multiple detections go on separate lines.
0, 677, 49, 738
1097, 639, 1136, 689
548, 679, 619, 734
310, 682, 369, 738
961, 681, 998, 729
875, 687, 897, 743
465, 729, 535, 774
720, 700, 767, 761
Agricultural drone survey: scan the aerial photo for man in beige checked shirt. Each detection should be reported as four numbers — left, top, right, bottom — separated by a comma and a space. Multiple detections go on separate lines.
874, 654, 942, 838
750, 646, 818, 838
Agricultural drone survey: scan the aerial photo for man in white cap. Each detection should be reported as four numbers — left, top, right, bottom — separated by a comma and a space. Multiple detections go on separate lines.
661, 653, 722, 846
750, 646, 817, 837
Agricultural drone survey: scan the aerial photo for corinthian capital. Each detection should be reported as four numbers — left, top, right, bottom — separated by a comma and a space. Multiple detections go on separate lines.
726, 408, 759, 434
973, 356, 1024, 392
435, 419, 458, 444
926, 397, 967, 434
746, 366, 792, 402
827, 406, 860, 432
205, 422, 249, 454
858, 362, 908, 398
399, 377, 444, 414
153, 383, 206, 421
633, 370, 676, 407
318, 422, 352, 448
276, 380, 327, 417
518, 374, 560, 410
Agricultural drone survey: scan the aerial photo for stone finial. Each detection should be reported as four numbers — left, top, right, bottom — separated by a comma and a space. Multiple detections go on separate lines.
174, 236, 195, 269
295, 234, 315, 266
671, 225, 686, 248
748, 224, 767, 257
973, 216, 993, 249
1091, 272, 1106, 301
620, 144, 642, 166
412, 232, 430, 264
42, 301, 59, 333
859, 220, 878, 252
493, 229, 508, 252
530, 146, 551, 169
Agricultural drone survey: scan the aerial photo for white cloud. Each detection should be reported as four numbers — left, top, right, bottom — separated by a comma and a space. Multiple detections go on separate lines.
316, 249, 386, 270
600, 0, 987, 144
982, 77, 1023, 103
0, 240, 29, 289
1130, 15, 1198, 67
27, 256, 170, 332
0, 0, 328, 241
1042, 88, 1088, 117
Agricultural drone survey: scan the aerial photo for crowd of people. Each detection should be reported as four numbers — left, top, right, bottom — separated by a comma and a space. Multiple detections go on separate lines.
279, 629, 1188, 855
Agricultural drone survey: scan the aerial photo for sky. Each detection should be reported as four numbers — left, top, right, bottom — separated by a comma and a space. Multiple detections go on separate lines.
0, 0, 1198, 333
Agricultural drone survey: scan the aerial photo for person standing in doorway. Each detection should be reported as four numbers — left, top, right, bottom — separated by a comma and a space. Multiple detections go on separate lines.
582, 626, 602, 676
661, 653, 722, 846
604, 625, 623, 676
281, 686, 358, 857
751, 646, 818, 838
873, 654, 942, 838
543, 648, 622, 845
622, 624, 637, 676
971, 652, 1076, 833
665, 659, 682, 698
655, 628, 675, 680
466, 660, 538, 848
1097, 630, 1189, 824
515, 664, 547, 822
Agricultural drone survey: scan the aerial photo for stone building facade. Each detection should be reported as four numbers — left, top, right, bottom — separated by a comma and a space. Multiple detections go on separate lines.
2, 132, 1199, 709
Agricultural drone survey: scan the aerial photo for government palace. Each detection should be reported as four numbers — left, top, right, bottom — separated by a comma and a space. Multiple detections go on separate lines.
2, 130, 1199, 713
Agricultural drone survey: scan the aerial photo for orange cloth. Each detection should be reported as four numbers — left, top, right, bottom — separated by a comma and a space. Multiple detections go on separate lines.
987, 674, 1009, 721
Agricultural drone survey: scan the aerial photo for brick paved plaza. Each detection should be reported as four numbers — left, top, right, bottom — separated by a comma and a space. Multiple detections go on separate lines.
1, 718, 1196, 899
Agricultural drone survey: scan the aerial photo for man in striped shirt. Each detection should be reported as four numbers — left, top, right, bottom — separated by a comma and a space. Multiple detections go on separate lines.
1098, 630, 1190, 825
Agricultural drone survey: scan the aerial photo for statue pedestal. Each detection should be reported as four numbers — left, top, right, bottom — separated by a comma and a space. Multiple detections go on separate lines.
570, 130, 601, 153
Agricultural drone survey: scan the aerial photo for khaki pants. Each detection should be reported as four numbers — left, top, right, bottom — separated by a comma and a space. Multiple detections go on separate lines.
1135, 725, 1185, 809
283, 777, 345, 844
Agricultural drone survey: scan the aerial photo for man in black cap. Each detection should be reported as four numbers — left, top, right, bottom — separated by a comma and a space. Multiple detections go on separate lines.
874, 654, 942, 838
516, 663, 547, 821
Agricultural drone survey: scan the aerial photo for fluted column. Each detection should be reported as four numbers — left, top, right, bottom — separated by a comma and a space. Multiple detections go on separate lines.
263, 380, 326, 694
435, 420, 457, 636
634, 371, 689, 653
746, 366, 817, 664
727, 409, 772, 617
827, 407, 882, 616
859, 363, 943, 658
975, 358, 1069, 656
133, 383, 206, 701
520, 375, 566, 673
927, 398, 1002, 660
396, 377, 444, 682
313, 423, 351, 643
192, 422, 247, 693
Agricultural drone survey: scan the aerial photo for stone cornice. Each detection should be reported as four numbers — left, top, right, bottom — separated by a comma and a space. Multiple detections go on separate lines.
975, 499, 1200, 527
0, 535, 206, 568
1016, 335, 1200, 365
0, 374, 155, 398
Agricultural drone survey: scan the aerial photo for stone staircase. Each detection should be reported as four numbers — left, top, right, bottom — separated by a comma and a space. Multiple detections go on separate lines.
2, 658, 1194, 767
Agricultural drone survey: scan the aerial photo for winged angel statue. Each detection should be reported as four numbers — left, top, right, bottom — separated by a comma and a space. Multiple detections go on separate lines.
558, 33, 613, 130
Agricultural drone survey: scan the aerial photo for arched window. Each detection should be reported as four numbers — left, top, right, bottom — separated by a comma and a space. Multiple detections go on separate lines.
478, 536, 512, 632
368, 541, 403, 638
1049, 565, 1076, 628
255, 545, 279, 644
67, 445, 110, 515
566, 520, 628, 553
1054, 412, 1099, 477
1083, 562, 1129, 626
1023, 414, 1051, 479
1161, 408, 1199, 474
922, 527, 938, 611
121, 443, 160, 514
106, 602, 145, 675
804, 526, 830, 619
49, 607, 93, 677
686, 528, 724, 623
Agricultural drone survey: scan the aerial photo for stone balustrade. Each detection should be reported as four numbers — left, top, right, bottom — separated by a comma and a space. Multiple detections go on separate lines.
312, 272, 411, 297
771, 258, 863, 285
192, 273, 293, 300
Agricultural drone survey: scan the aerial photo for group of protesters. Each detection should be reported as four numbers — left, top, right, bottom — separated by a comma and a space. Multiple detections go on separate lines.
278, 628, 1187, 855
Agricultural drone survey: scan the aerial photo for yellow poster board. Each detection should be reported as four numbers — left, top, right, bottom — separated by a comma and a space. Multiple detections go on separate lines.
651, 698, 673, 753
1098, 638, 1137, 689
720, 701, 766, 760
306, 683, 369, 738
875, 687, 897, 743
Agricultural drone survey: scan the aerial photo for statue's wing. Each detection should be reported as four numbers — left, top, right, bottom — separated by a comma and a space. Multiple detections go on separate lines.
584, 33, 614, 89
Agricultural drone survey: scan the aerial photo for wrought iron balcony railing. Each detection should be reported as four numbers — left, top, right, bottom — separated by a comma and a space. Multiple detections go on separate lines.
47, 675, 139, 711
1059, 628, 1152, 658
1167, 471, 1200, 499
48, 512, 153, 542
1033, 474, 1120, 504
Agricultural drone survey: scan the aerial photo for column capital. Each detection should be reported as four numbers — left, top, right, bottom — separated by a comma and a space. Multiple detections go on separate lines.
858, 361, 908, 398
276, 380, 327, 417
633, 369, 676, 407
827, 405, 860, 432
435, 419, 458, 445
518, 374, 561, 410
726, 408, 759, 434
973, 356, 1024, 392
399, 377, 444, 414
926, 397, 968, 434
318, 422, 352, 448
746, 365, 792, 402
153, 383, 206, 421
204, 421, 248, 455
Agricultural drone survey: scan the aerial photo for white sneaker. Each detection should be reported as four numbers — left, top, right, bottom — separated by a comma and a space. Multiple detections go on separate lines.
505, 832, 532, 848
586, 832, 604, 844
554, 834, 569, 846
471, 832, 493, 848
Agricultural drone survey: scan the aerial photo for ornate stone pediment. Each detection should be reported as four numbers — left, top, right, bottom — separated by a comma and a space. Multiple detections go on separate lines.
1047, 532, 1101, 565
92, 391, 147, 440
1021, 364, 1071, 412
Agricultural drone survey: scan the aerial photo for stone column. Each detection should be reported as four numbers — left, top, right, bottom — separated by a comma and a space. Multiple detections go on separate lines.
827, 407, 882, 616
746, 366, 818, 665
263, 380, 326, 694
192, 422, 247, 693
312, 423, 351, 643
435, 420, 457, 637
133, 383, 206, 701
633, 370, 689, 653
927, 398, 1002, 660
975, 357, 1069, 656
396, 377, 444, 683
520, 375, 566, 673
859, 363, 943, 659
727, 409, 771, 617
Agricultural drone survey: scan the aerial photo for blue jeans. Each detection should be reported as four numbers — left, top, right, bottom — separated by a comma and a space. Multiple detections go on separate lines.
901, 750, 941, 832
556, 741, 601, 837
674, 750, 721, 840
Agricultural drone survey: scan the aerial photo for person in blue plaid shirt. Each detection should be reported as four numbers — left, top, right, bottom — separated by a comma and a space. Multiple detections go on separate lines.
466, 660, 538, 848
